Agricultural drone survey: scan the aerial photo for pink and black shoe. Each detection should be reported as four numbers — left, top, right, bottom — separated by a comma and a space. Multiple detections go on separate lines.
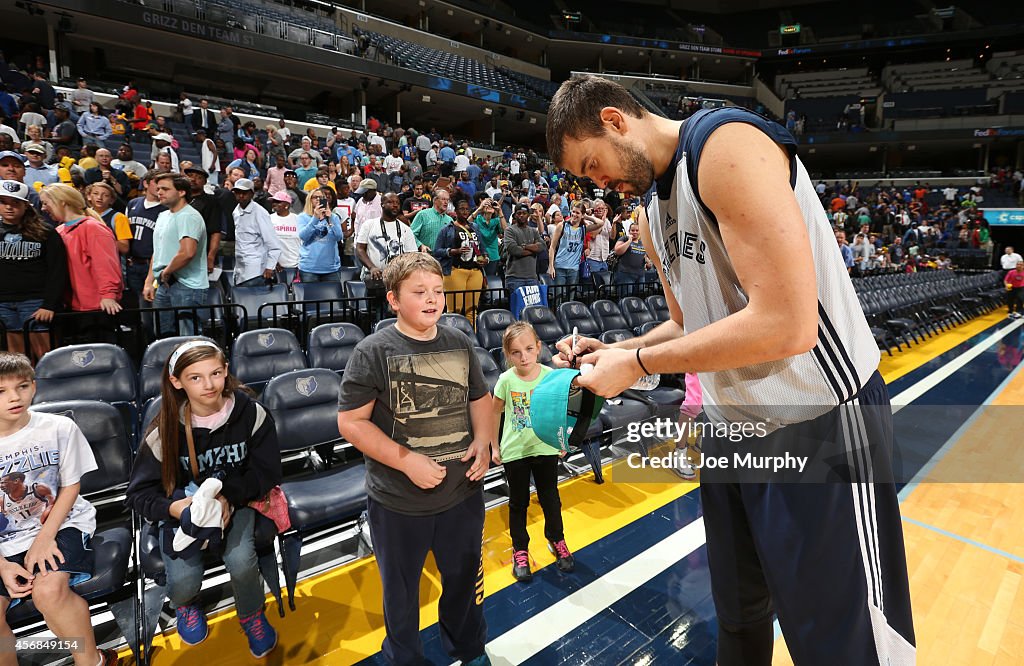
548, 539, 575, 573
512, 549, 532, 582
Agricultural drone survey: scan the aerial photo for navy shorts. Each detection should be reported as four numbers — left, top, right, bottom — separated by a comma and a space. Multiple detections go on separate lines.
0, 299, 47, 333
699, 371, 916, 665
0, 528, 94, 609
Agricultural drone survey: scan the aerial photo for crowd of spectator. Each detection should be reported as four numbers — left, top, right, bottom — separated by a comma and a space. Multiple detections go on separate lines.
824, 179, 1002, 276
4, 57, 1018, 356
0, 66, 663, 353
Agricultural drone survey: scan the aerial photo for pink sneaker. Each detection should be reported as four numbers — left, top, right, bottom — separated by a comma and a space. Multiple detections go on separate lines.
547, 539, 575, 572
512, 549, 532, 582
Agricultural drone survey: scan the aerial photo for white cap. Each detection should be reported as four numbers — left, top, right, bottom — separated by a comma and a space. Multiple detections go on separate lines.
232, 178, 254, 191
0, 180, 30, 202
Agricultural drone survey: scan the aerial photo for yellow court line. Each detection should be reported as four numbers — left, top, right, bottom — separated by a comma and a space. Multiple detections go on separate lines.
878, 311, 1008, 384
140, 462, 696, 665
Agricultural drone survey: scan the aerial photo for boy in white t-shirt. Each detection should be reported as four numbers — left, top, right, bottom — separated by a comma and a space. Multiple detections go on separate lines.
0, 353, 116, 666
269, 191, 301, 270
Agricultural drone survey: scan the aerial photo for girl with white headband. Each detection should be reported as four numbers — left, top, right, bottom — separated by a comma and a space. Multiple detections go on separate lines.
125, 340, 282, 658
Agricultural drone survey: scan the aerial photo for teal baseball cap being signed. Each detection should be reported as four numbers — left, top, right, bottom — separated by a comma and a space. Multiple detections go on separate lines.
529, 368, 605, 453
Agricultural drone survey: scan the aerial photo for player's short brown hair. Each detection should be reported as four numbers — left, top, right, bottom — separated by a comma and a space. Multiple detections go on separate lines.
546, 74, 647, 169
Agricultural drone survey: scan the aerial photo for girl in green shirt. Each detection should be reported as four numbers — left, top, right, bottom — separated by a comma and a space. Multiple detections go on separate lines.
492, 322, 575, 583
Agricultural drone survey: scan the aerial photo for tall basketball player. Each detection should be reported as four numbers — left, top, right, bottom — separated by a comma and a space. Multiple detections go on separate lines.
547, 75, 915, 665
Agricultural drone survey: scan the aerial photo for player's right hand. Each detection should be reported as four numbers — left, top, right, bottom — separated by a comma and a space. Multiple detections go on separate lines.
404, 452, 447, 489
553, 334, 604, 368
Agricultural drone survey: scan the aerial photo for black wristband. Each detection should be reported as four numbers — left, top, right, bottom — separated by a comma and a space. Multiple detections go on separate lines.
636, 348, 651, 376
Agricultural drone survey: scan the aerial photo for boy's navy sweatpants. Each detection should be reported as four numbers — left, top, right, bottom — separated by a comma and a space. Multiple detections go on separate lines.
368, 488, 487, 666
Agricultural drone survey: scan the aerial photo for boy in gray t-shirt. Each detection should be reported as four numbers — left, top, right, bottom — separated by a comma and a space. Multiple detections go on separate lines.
338, 252, 492, 665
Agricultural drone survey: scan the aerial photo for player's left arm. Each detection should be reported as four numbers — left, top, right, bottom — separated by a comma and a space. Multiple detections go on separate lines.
33, 483, 55, 505
24, 482, 80, 576
640, 123, 818, 371
577, 124, 817, 396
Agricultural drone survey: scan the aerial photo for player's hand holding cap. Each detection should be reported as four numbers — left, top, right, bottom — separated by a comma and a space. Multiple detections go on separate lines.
529, 368, 605, 453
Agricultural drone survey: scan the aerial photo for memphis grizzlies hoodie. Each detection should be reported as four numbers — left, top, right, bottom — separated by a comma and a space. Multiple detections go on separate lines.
125, 390, 282, 523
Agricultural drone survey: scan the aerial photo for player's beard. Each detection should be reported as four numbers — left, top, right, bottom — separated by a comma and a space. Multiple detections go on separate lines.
608, 135, 656, 196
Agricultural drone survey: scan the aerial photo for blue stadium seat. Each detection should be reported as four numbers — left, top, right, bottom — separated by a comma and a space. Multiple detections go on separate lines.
230, 283, 290, 331
337, 267, 359, 283
263, 369, 366, 610
306, 323, 364, 373
231, 328, 307, 394
600, 329, 634, 345
473, 347, 501, 390
620, 296, 656, 334
33, 343, 137, 439
374, 317, 397, 333
293, 280, 344, 308
476, 308, 514, 351
646, 295, 670, 322
30, 400, 133, 505
344, 280, 366, 300
558, 301, 602, 338
293, 281, 347, 330
263, 368, 345, 463
591, 300, 630, 331
6, 524, 133, 627
521, 305, 565, 345
439, 313, 476, 343
34, 343, 136, 405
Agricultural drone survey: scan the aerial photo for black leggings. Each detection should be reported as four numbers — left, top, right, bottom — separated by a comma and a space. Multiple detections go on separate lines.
504, 455, 564, 552
1008, 287, 1023, 314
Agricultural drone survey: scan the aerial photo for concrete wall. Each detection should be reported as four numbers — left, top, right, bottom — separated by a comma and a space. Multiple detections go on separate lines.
753, 77, 785, 118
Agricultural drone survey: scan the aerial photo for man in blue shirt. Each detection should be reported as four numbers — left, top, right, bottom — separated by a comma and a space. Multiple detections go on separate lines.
231, 178, 282, 286
438, 142, 456, 178
455, 171, 477, 199
145, 173, 208, 335
22, 146, 58, 187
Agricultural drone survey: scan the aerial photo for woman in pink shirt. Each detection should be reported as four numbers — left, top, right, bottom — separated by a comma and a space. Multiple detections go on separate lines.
38, 184, 123, 315
1005, 260, 1024, 319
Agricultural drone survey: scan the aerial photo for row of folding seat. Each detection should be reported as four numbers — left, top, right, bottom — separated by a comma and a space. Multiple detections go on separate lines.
858, 272, 1005, 353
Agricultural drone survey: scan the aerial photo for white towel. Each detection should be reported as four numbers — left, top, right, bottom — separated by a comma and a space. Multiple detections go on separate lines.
173, 478, 224, 554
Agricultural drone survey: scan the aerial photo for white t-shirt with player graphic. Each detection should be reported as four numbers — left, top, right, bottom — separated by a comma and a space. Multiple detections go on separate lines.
0, 412, 97, 557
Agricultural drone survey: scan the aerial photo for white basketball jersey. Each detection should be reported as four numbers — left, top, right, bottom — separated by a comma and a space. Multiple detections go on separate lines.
646, 108, 880, 427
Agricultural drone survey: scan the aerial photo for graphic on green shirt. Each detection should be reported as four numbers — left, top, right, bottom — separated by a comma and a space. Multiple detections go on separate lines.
496, 365, 555, 462
509, 390, 532, 431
